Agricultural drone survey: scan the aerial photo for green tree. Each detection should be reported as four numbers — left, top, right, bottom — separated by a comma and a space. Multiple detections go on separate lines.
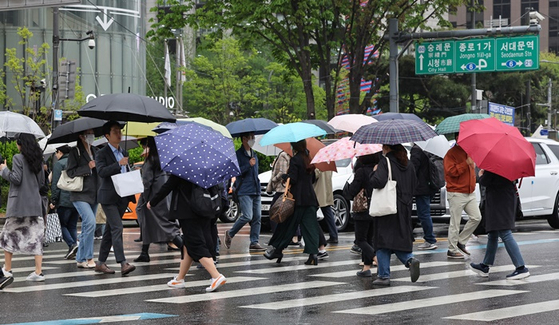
3, 27, 50, 129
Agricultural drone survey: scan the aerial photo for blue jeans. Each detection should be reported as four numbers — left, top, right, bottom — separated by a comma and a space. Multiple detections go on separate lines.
73, 201, 97, 262
58, 206, 79, 247
483, 230, 525, 268
321, 206, 338, 240
229, 195, 261, 245
376, 248, 414, 279
416, 195, 436, 244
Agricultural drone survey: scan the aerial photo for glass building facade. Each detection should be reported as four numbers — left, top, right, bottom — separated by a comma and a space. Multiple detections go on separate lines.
0, 0, 147, 111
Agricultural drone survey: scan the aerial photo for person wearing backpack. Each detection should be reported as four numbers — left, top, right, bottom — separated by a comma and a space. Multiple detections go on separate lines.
410, 144, 438, 250
148, 177, 226, 292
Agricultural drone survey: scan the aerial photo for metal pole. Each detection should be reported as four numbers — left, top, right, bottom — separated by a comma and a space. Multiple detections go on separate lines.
52, 7, 60, 133
389, 18, 399, 113
548, 78, 552, 129
470, 0, 477, 113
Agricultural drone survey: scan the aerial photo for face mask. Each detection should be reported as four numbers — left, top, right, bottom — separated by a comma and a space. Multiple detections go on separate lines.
248, 139, 255, 148
85, 134, 95, 145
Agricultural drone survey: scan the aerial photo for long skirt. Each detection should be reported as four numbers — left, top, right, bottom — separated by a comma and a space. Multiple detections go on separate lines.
0, 216, 44, 255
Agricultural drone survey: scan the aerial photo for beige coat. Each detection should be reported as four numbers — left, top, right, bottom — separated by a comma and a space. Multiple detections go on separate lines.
313, 170, 334, 207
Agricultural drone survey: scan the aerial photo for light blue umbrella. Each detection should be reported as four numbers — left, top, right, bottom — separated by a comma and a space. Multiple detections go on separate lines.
259, 122, 327, 146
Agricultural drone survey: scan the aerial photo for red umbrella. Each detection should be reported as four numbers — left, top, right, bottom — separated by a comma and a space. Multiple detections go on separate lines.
275, 138, 337, 172
458, 117, 535, 181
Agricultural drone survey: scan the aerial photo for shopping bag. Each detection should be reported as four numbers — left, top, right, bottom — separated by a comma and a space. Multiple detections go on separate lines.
111, 169, 144, 197
369, 157, 397, 217
44, 213, 63, 244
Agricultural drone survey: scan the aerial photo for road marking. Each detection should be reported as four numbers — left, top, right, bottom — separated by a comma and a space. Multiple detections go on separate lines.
12, 271, 193, 283
2, 313, 176, 324
8, 266, 59, 274
66, 276, 266, 297
391, 265, 542, 283
310, 261, 458, 278
444, 300, 559, 321
334, 290, 527, 315
240, 285, 436, 310
165, 256, 309, 271
235, 260, 361, 274
478, 272, 559, 286
147, 281, 344, 304
3, 273, 176, 293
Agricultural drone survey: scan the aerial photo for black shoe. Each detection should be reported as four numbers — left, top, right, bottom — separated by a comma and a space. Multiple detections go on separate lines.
167, 243, 180, 251
0, 275, 14, 290
133, 238, 142, 243
133, 253, 150, 263
457, 243, 471, 256
304, 254, 318, 265
327, 238, 338, 244
65, 244, 79, 260
407, 258, 420, 283
263, 247, 283, 263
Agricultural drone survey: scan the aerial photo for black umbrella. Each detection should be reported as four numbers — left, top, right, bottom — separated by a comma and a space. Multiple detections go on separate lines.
47, 117, 109, 144
78, 93, 176, 123
301, 119, 339, 135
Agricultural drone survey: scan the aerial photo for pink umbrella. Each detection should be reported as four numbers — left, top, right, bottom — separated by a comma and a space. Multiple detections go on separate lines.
328, 114, 377, 133
311, 137, 382, 164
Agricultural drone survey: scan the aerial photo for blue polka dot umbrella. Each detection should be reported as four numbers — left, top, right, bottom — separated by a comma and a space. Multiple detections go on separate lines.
155, 123, 241, 189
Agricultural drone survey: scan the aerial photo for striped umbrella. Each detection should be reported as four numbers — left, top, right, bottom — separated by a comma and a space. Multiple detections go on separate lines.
351, 120, 437, 145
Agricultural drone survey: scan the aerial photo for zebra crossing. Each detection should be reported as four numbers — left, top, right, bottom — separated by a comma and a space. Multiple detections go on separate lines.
3, 230, 559, 324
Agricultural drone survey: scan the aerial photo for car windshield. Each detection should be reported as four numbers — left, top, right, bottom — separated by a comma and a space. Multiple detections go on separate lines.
336, 158, 352, 167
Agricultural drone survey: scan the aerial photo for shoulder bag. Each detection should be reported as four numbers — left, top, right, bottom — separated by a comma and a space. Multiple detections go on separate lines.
369, 156, 397, 217
57, 148, 83, 192
269, 178, 295, 224
352, 188, 368, 213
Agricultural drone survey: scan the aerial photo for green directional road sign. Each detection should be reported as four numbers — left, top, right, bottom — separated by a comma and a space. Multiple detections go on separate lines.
415, 41, 455, 75
496, 36, 539, 71
415, 35, 540, 75
455, 39, 496, 73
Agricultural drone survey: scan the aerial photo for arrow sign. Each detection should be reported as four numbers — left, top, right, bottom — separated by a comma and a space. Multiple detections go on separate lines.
96, 9, 114, 31
419, 54, 424, 70
478, 59, 488, 70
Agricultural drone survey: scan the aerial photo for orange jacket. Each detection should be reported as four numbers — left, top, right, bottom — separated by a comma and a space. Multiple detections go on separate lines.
444, 145, 476, 194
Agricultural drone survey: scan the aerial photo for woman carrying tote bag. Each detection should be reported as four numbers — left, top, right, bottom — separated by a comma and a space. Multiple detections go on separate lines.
370, 144, 420, 286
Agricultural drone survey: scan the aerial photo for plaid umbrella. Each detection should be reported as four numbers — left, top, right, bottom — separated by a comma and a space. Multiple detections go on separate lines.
351, 120, 437, 145
435, 113, 491, 135
374, 112, 423, 122
155, 123, 241, 189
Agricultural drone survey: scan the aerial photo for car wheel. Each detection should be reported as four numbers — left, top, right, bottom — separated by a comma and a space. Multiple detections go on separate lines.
219, 199, 240, 223
332, 193, 350, 232
547, 192, 559, 229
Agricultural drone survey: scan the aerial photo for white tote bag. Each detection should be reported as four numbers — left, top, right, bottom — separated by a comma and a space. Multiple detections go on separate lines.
57, 170, 83, 192
369, 156, 398, 217
111, 169, 144, 197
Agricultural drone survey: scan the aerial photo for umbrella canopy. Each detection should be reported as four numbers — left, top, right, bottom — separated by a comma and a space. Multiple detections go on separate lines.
48, 117, 108, 144
226, 118, 278, 138
301, 119, 339, 135
122, 122, 159, 137
327, 114, 377, 133
39, 134, 76, 156
275, 138, 337, 172
415, 135, 451, 158
351, 119, 438, 145
93, 135, 139, 150
259, 122, 327, 146
435, 113, 491, 135
78, 93, 176, 123
458, 117, 535, 181
155, 123, 241, 189
178, 118, 231, 138
252, 134, 282, 156
0, 111, 45, 139
311, 137, 382, 164
374, 112, 423, 122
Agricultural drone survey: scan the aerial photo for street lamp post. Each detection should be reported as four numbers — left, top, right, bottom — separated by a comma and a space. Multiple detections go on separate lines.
52, 7, 95, 132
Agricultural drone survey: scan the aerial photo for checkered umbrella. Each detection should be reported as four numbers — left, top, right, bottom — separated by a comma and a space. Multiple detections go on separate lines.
351, 120, 437, 145
435, 113, 491, 135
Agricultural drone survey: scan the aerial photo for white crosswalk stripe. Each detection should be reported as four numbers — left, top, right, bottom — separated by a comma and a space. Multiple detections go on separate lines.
477, 272, 559, 286
391, 265, 542, 283
146, 281, 344, 304
310, 261, 459, 278
333, 290, 528, 316
444, 300, 559, 321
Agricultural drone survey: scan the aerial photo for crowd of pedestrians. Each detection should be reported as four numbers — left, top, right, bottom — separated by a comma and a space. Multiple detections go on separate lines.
0, 125, 531, 292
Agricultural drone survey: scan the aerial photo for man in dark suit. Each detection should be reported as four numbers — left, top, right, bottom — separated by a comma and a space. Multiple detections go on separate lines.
94, 121, 135, 275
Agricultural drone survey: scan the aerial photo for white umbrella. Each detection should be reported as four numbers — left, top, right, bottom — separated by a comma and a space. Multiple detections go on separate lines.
328, 114, 377, 133
253, 134, 282, 156
415, 134, 451, 158
38, 134, 76, 157
0, 111, 45, 139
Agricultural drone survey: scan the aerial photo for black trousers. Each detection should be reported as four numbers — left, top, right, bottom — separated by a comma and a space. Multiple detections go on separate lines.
354, 219, 375, 266
99, 198, 129, 263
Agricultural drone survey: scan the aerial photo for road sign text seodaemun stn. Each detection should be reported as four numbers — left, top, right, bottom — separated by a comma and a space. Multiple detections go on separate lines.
415, 35, 539, 75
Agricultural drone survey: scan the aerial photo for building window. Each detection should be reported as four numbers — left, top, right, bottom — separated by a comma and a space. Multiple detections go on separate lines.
493, 0, 511, 20
521, 0, 539, 12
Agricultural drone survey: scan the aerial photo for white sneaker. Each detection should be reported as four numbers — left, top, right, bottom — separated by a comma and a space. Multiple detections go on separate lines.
417, 242, 438, 250
469, 234, 479, 243
167, 276, 185, 288
26, 272, 45, 282
2, 267, 13, 278
205, 274, 226, 292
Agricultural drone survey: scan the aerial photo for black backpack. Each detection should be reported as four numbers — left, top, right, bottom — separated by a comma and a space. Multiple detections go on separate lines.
427, 152, 445, 191
189, 184, 222, 218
